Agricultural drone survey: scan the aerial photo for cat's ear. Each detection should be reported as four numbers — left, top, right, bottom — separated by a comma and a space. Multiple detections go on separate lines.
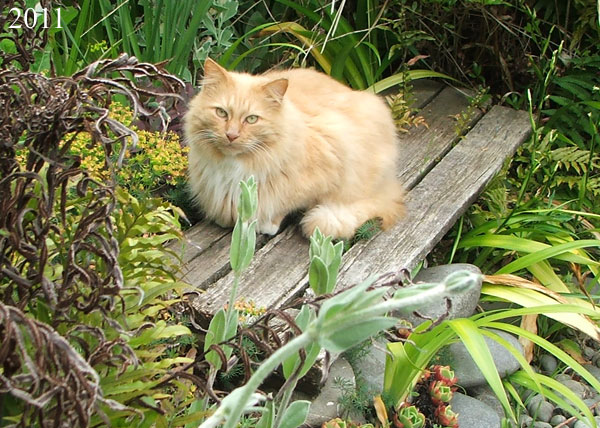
203, 58, 229, 87
262, 78, 288, 104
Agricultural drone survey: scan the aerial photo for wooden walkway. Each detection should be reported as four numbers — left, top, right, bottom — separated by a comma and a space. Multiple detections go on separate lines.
177, 81, 532, 320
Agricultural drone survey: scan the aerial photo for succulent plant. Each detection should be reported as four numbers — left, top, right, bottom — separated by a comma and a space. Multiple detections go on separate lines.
432, 365, 457, 386
392, 404, 426, 428
322, 418, 374, 428
429, 380, 454, 406
434, 404, 459, 428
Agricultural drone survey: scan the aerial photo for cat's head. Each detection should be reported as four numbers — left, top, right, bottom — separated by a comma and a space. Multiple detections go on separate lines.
185, 58, 288, 157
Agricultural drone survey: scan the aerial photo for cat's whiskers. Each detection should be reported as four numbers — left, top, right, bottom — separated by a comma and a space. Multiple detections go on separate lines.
247, 140, 275, 162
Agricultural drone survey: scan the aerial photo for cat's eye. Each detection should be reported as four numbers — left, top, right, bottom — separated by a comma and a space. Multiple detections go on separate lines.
245, 115, 259, 124
215, 107, 228, 119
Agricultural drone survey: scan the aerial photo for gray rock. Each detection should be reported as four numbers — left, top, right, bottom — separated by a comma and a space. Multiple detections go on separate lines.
451, 392, 502, 428
394, 264, 482, 327
584, 365, 600, 386
532, 401, 555, 423
471, 385, 506, 419
347, 338, 388, 396
584, 346, 596, 360
573, 417, 600, 428
301, 357, 364, 426
531, 422, 552, 428
557, 379, 590, 404
519, 413, 533, 428
592, 351, 600, 368
527, 394, 545, 415
550, 414, 567, 425
439, 329, 524, 388
556, 374, 573, 383
540, 354, 558, 374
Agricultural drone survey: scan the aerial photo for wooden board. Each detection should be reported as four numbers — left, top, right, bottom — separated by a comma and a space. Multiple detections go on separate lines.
336, 105, 531, 288
188, 84, 498, 318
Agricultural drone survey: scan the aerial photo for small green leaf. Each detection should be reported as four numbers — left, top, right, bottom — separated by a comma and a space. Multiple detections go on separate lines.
319, 317, 397, 353
239, 220, 257, 272
230, 217, 243, 271
255, 397, 275, 428
309, 256, 329, 295
278, 400, 310, 428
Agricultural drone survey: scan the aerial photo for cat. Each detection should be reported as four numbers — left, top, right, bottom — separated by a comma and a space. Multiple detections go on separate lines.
184, 58, 404, 239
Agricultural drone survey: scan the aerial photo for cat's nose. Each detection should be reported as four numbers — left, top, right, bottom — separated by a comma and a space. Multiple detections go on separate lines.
226, 130, 240, 142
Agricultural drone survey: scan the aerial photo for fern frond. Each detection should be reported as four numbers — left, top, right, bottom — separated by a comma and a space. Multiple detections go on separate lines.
550, 146, 600, 174
386, 92, 428, 132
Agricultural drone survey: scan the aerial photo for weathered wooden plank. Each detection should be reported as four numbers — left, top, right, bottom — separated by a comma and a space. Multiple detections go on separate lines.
178, 80, 443, 290
191, 85, 487, 316
396, 86, 485, 189
335, 105, 531, 289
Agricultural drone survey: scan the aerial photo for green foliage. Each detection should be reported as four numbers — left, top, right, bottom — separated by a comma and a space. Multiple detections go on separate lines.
308, 227, 344, 295
200, 266, 479, 428
395, 405, 425, 428
384, 307, 600, 426
40, 0, 234, 82
60, 102, 189, 199
222, 0, 454, 90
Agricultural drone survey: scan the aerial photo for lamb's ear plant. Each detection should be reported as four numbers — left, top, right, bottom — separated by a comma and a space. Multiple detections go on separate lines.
308, 227, 344, 295
204, 177, 258, 386
199, 269, 480, 428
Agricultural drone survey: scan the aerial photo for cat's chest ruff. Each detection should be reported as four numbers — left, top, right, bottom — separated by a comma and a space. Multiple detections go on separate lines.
190, 154, 263, 220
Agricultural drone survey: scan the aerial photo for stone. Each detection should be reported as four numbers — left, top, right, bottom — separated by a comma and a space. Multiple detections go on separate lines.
531, 422, 551, 428
532, 401, 555, 423
471, 385, 506, 420
550, 414, 567, 425
450, 392, 502, 428
557, 379, 590, 405
526, 394, 545, 415
539, 354, 558, 374
584, 365, 600, 385
556, 374, 573, 383
519, 413, 533, 428
347, 337, 388, 396
573, 416, 600, 428
439, 329, 524, 388
300, 357, 365, 426
584, 346, 596, 360
394, 263, 482, 327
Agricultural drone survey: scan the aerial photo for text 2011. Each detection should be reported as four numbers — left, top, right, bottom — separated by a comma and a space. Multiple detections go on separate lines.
8, 7, 62, 29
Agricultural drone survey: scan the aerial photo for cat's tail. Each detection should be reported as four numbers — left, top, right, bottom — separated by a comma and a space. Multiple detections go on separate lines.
300, 181, 405, 239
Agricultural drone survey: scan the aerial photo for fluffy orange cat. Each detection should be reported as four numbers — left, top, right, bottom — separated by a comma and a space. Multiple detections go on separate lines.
184, 58, 404, 239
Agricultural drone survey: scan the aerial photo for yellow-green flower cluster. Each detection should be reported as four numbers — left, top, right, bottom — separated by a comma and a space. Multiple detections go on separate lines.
66, 102, 188, 195
119, 129, 189, 194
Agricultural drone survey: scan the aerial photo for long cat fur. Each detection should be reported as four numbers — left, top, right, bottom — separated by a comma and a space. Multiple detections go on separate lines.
184, 58, 404, 239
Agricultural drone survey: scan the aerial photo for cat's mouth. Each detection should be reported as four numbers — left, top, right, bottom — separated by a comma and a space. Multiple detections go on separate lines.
213, 140, 250, 156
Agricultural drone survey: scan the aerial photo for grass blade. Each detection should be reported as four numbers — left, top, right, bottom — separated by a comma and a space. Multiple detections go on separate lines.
446, 319, 516, 422
368, 70, 456, 93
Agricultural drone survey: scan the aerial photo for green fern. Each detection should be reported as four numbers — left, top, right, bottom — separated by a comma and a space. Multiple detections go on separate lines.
555, 175, 600, 196
551, 146, 600, 174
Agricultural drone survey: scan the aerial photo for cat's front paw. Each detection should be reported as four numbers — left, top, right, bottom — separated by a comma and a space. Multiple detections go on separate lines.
258, 221, 281, 236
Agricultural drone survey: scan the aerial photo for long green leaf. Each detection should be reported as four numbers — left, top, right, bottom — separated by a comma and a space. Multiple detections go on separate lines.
484, 321, 600, 394
497, 239, 600, 274
368, 70, 456, 93
459, 235, 598, 266
510, 371, 596, 427
259, 22, 332, 74
446, 319, 515, 422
